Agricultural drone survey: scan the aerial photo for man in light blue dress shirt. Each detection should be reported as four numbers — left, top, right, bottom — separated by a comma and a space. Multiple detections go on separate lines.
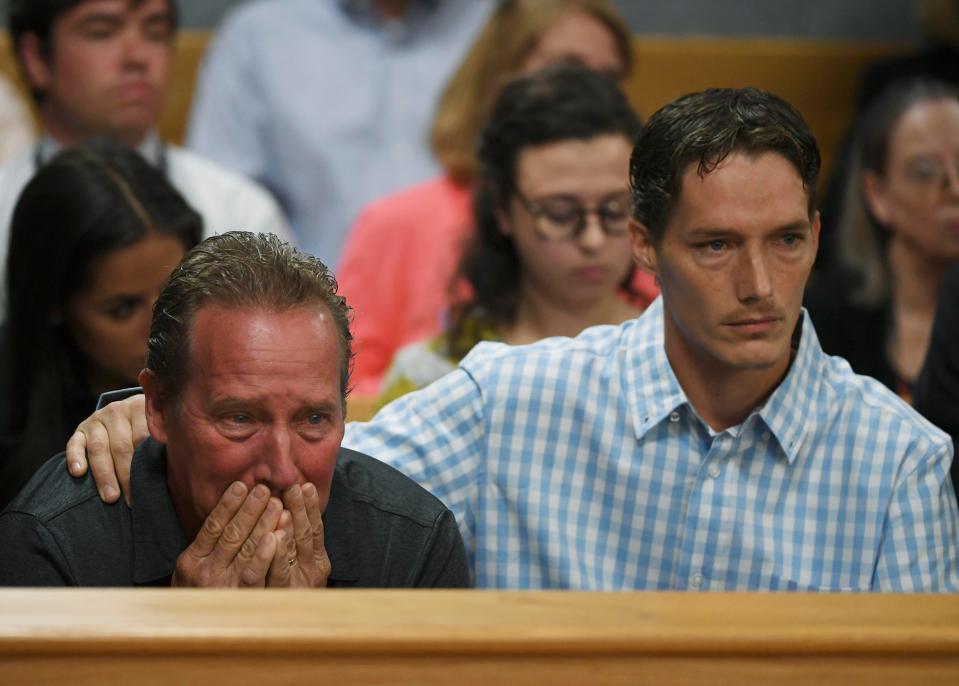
186, 0, 494, 266
67, 87, 959, 592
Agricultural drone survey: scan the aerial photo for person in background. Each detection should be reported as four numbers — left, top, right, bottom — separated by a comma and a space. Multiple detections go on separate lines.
913, 264, 959, 497
805, 78, 959, 400
0, 73, 33, 164
377, 64, 642, 406
337, 0, 657, 395
186, 0, 494, 266
0, 0, 291, 301
69, 88, 959, 591
0, 140, 201, 509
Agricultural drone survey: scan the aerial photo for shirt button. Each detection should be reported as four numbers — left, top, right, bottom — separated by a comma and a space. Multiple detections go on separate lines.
690, 573, 704, 588
669, 411, 680, 423
763, 431, 771, 440
708, 463, 721, 479
685, 477, 696, 489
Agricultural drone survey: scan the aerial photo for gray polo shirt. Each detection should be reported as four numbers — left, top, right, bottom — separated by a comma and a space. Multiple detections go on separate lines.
0, 438, 469, 587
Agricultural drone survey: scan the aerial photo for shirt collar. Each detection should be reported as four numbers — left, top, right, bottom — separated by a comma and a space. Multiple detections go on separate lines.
756, 309, 825, 464
36, 130, 164, 168
322, 454, 361, 583
626, 300, 825, 464
337, 0, 438, 26
130, 438, 189, 585
625, 297, 690, 441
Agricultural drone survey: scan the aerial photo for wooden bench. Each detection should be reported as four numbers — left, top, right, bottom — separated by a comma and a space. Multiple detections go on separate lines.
1, 590, 956, 684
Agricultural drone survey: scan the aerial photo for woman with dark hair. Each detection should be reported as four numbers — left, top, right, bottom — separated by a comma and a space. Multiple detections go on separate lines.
805, 78, 959, 399
0, 140, 202, 507
377, 64, 642, 405
338, 0, 654, 395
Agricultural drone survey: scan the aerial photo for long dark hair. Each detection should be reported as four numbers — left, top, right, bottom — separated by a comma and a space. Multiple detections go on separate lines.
0, 140, 201, 505
448, 64, 641, 358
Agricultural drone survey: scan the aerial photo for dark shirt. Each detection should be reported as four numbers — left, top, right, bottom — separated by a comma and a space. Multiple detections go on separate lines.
914, 266, 959, 497
0, 438, 470, 587
804, 269, 901, 394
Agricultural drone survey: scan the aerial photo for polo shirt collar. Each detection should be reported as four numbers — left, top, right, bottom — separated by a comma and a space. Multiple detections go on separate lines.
130, 438, 188, 585
323, 456, 360, 583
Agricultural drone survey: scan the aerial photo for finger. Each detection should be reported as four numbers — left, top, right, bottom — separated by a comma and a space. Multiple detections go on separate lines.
240, 531, 277, 588
65, 428, 89, 477
78, 418, 123, 504
236, 497, 283, 567
210, 483, 272, 567
190, 481, 248, 558
283, 484, 314, 565
302, 482, 326, 555
266, 527, 294, 587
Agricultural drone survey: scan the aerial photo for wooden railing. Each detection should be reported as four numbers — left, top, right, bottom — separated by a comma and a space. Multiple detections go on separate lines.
1, 590, 957, 684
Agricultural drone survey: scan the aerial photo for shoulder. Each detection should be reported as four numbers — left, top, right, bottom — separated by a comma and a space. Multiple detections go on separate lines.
167, 146, 268, 195
460, 318, 638, 382
333, 447, 452, 528
1, 451, 101, 523
0, 150, 32, 221
352, 176, 470, 236
817, 351, 951, 456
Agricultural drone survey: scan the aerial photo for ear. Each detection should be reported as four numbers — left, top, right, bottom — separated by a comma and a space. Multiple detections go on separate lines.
139, 369, 169, 444
17, 33, 53, 94
861, 169, 892, 226
630, 218, 658, 278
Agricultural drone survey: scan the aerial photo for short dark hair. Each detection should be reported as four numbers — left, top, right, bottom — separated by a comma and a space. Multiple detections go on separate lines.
1, 138, 201, 505
146, 232, 353, 409
7, 0, 179, 101
449, 63, 642, 353
630, 87, 821, 243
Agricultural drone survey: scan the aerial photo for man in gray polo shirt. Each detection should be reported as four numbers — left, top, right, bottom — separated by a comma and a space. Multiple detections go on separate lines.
0, 232, 468, 588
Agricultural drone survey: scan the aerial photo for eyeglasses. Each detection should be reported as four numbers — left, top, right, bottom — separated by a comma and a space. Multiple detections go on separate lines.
901, 156, 959, 194
514, 191, 632, 241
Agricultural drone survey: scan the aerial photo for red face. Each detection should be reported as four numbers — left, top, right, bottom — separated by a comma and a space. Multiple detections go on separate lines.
633, 152, 820, 386
143, 304, 346, 538
22, 0, 173, 145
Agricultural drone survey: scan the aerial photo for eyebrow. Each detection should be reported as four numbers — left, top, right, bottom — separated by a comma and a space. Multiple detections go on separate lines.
685, 220, 810, 241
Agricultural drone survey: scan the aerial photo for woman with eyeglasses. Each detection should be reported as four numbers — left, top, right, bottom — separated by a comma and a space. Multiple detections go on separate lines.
805, 78, 959, 400
376, 64, 642, 406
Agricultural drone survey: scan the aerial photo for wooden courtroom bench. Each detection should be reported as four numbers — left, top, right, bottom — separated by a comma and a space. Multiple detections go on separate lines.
0, 590, 957, 684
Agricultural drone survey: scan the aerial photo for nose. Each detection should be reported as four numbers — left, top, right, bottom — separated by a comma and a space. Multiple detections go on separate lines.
261, 425, 300, 493
943, 163, 959, 202
120, 29, 151, 68
576, 211, 607, 252
736, 244, 773, 303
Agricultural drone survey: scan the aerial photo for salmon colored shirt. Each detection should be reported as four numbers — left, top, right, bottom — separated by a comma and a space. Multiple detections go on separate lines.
337, 175, 659, 394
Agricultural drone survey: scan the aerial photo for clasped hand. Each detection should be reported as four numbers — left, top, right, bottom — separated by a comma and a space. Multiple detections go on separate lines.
172, 480, 331, 588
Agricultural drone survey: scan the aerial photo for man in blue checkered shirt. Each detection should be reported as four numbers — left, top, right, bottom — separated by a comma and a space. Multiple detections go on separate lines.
69, 86, 958, 591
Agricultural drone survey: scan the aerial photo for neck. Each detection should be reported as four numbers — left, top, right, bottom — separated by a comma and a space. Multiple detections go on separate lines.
503, 280, 641, 345
664, 322, 793, 433
41, 108, 147, 150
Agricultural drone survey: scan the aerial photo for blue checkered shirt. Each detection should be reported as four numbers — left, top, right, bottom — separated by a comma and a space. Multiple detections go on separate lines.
343, 298, 959, 590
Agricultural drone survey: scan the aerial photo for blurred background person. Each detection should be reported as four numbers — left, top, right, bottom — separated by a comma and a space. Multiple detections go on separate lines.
817, 0, 959, 273
186, 0, 494, 265
805, 78, 959, 399
377, 64, 643, 406
0, 140, 201, 508
0, 73, 33, 164
0, 0, 290, 304
913, 264, 959, 497
338, 0, 655, 394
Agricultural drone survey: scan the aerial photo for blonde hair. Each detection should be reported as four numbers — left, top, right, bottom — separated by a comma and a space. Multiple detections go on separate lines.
429, 0, 633, 185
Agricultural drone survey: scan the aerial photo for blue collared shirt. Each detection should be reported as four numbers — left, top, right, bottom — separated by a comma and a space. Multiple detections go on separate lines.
186, 0, 493, 266
344, 298, 959, 590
